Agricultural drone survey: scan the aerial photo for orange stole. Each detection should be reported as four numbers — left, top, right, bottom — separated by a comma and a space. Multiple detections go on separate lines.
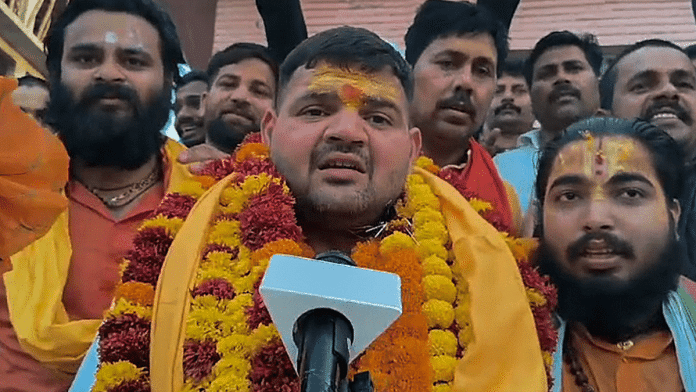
0, 77, 68, 260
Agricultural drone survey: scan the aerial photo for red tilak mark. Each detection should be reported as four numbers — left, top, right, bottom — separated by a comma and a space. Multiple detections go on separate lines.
341, 84, 362, 102
595, 154, 604, 165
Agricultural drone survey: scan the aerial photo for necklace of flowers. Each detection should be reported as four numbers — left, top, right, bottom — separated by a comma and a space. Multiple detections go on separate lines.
420, 157, 559, 385
91, 134, 555, 392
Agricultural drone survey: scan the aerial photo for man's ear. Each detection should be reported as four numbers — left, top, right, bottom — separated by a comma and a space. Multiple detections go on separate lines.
261, 109, 277, 146
408, 127, 422, 167
669, 198, 681, 233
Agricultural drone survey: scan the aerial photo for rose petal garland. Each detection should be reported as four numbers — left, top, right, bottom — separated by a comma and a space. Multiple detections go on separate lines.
93, 135, 555, 392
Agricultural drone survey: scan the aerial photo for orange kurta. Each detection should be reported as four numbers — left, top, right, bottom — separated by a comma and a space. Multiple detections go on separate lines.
562, 323, 684, 392
0, 77, 68, 261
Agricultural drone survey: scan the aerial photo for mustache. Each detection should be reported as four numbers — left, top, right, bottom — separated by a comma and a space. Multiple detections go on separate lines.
548, 84, 580, 103
494, 102, 521, 115
437, 91, 476, 118
641, 99, 692, 124
311, 140, 370, 171
566, 232, 635, 262
219, 101, 256, 121
80, 82, 139, 108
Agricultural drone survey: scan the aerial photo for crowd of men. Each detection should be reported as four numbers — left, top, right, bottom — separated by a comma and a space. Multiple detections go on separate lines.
1, 0, 696, 391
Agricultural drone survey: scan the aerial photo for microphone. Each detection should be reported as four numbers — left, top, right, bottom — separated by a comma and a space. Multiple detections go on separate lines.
259, 251, 402, 392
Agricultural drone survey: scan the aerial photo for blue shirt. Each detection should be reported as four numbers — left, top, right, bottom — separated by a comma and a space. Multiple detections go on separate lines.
493, 129, 542, 214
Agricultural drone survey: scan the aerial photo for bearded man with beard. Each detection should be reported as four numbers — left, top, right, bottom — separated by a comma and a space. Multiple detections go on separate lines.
534, 117, 696, 392
600, 39, 696, 282
0, 0, 192, 391
202, 43, 277, 154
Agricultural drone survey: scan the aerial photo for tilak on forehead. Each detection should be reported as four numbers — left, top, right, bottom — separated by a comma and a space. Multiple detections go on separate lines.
308, 64, 400, 110
557, 131, 637, 179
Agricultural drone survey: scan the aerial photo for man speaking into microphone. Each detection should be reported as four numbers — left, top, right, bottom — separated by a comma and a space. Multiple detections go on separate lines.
87, 26, 548, 392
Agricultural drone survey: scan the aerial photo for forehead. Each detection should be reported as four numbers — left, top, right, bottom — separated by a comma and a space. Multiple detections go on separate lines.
498, 74, 527, 86
177, 80, 207, 97
534, 45, 589, 69
548, 135, 659, 186
616, 46, 694, 81
214, 58, 275, 83
63, 10, 160, 54
420, 33, 497, 62
281, 63, 407, 109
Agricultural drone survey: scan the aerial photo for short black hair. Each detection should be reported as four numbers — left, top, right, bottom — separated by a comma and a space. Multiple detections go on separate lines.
404, 0, 508, 72
176, 69, 208, 92
684, 43, 696, 60
535, 117, 684, 207
206, 42, 278, 85
524, 31, 603, 87
17, 74, 49, 89
500, 58, 526, 79
599, 39, 686, 111
278, 26, 413, 106
45, 0, 185, 82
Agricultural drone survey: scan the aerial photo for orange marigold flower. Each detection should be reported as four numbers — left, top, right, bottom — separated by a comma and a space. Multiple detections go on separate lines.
251, 239, 306, 266
195, 175, 218, 190
235, 143, 269, 163
115, 282, 155, 306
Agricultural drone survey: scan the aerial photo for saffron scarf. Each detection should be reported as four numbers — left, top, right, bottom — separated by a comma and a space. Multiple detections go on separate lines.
4, 140, 191, 374
0, 77, 69, 260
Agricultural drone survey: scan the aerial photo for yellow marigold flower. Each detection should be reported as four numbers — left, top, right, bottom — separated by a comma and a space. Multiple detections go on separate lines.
197, 266, 237, 286
110, 298, 152, 320
431, 355, 457, 383
421, 255, 452, 279
115, 281, 155, 306
173, 178, 207, 197
379, 231, 416, 254
454, 304, 472, 327
210, 358, 252, 392
252, 239, 308, 266
418, 238, 448, 260
503, 235, 539, 261
433, 384, 452, 392
92, 361, 144, 392
458, 323, 473, 347
139, 215, 183, 235
217, 334, 252, 357
526, 288, 547, 307
467, 197, 493, 214
208, 220, 242, 248
203, 251, 234, 269
408, 183, 440, 212
249, 325, 280, 354
542, 351, 554, 368
413, 207, 444, 227
423, 275, 457, 303
414, 220, 449, 245
219, 187, 247, 215
415, 156, 435, 170
235, 142, 269, 162
428, 330, 458, 357
422, 299, 454, 329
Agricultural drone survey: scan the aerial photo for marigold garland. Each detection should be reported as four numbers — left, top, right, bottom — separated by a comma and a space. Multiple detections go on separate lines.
94, 135, 557, 392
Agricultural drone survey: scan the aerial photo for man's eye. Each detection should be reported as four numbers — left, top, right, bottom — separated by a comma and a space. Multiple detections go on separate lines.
436, 60, 456, 70
629, 82, 646, 92
474, 65, 493, 77
558, 191, 579, 202
618, 188, 644, 199
72, 55, 97, 65
366, 114, 392, 127
300, 107, 328, 118
125, 57, 146, 67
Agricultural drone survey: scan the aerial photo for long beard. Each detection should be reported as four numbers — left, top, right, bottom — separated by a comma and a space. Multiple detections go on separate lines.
536, 234, 685, 343
47, 81, 171, 170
